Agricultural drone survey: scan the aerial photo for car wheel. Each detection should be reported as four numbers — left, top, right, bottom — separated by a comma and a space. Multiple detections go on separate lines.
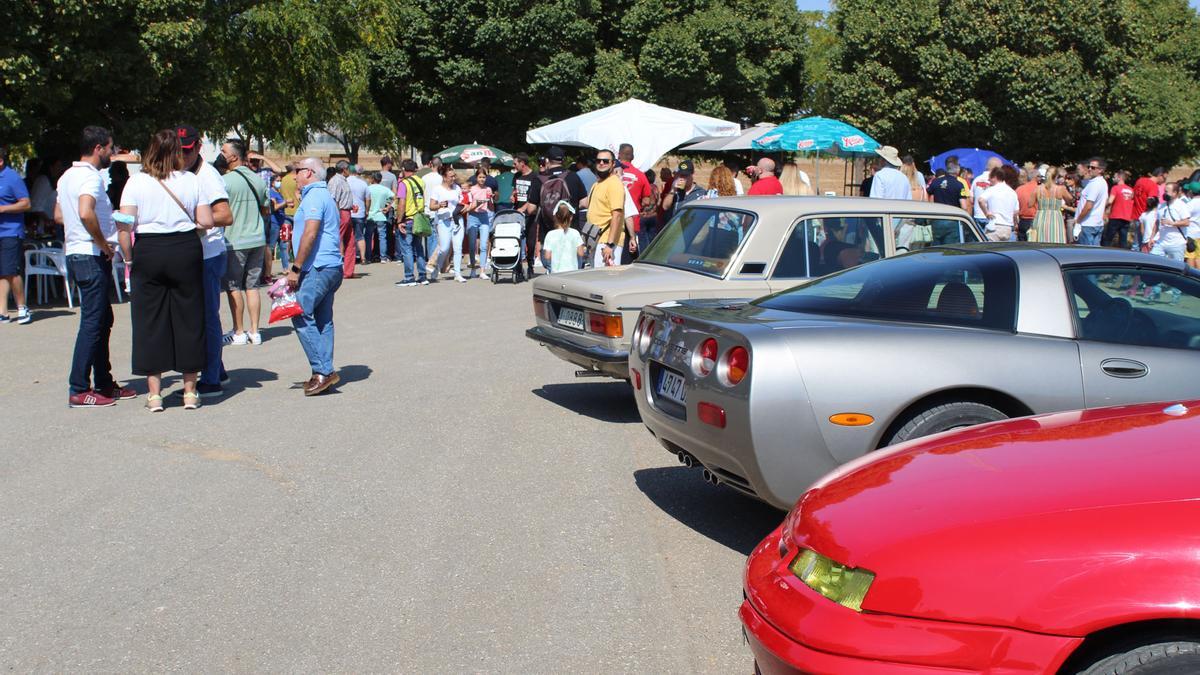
887, 401, 1007, 445
1075, 640, 1200, 674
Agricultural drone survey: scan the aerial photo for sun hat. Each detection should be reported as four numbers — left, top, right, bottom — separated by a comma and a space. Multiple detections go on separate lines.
875, 145, 902, 167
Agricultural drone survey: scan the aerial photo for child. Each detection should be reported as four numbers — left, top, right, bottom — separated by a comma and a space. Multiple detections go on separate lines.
542, 200, 584, 274
1138, 196, 1159, 254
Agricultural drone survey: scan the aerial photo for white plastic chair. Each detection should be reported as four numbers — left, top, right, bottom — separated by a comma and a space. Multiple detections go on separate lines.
24, 248, 74, 308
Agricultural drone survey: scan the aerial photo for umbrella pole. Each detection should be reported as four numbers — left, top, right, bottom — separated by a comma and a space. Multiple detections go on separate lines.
815, 151, 820, 194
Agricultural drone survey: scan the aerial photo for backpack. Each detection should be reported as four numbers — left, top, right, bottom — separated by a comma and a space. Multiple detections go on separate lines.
401, 175, 424, 218
539, 171, 575, 231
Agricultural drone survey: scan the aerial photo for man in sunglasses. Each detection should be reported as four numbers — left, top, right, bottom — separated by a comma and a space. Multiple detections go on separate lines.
1074, 157, 1108, 246
586, 149, 627, 267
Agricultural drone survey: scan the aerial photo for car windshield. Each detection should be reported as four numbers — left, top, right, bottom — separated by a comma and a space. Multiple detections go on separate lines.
638, 206, 755, 277
754, 249, 1019, 331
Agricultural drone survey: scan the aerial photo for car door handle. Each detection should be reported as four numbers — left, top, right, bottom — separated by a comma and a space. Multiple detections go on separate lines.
1100, 358, 1148, 379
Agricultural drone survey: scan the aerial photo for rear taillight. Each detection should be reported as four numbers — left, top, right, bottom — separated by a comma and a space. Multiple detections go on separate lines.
586, 311, 623, 338
638, 318, 655, 355
692, 338, 717, 377
698, 401, 726, 428
533, 298, 549, 321
722, 346, 749, 386
631, 369, 642, 390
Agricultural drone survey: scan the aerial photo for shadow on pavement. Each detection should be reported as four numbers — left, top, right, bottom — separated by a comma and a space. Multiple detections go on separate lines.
259, 325, 294, 341
29, 309, 76, 321
532, 381, 641, 424
338, 364, 372, 385
219, 367, 281, 399
634, 466, 785, 556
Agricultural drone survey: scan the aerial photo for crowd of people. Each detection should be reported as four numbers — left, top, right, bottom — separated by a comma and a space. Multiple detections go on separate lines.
2, 126, 1198, 410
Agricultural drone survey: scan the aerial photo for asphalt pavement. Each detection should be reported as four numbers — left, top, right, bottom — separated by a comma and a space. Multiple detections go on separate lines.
0, 263, 784, 672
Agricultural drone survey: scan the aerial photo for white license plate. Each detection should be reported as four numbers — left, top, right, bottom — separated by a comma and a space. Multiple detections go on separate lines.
557, 307, 586, 331
657, 369, 687, 405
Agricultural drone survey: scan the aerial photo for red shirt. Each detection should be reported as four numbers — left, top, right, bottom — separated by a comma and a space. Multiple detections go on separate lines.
1108, 183, 1135, 221
1132, 176, 1158, 219
747, 175, 783, 196
620, 165, 651, 232
1016, 181, 1039, 220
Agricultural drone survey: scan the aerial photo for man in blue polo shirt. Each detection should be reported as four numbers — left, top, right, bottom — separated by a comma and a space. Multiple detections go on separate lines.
286, 157, 344, 396
0, 145, 32, 324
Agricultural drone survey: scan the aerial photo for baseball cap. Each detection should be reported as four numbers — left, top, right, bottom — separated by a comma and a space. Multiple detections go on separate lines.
545, 145, 565, 161
175, 125, 200, 151
676, 160, 695, 176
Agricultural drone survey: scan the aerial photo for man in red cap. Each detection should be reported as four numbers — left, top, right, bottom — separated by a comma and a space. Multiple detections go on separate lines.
176, 124, 234, 398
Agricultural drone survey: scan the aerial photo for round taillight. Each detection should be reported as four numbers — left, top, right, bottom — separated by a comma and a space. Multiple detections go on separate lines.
723, 346, 749, 386
692, 338, 718, 377
639, 319, 656, 355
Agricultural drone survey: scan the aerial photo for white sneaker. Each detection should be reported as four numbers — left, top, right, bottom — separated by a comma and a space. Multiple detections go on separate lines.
455, 275, 467, 283
420, 280, 429, 286
224, 331, 249, 346
249, 332, 262, 345
15, 306, 31, 325
425, 263, 436, 276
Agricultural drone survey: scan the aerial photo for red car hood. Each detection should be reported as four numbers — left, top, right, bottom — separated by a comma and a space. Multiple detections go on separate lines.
789, 400, 1200, 635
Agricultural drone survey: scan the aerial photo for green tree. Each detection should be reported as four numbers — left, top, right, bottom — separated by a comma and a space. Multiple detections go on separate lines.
370, 0, 809, 152
825, 0, 1200, 172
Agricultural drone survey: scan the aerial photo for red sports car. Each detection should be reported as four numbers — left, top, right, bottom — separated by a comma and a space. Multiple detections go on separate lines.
742, 400, 1200, 674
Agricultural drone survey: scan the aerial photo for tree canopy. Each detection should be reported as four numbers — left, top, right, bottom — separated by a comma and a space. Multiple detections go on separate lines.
824, 0, 1200, 172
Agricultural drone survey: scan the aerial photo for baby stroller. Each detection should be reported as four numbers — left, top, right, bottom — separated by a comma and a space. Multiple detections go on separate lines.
489, 209, 526, 283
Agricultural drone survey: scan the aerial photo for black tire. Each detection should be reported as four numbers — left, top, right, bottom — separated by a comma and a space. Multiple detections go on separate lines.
887, 401, 1007, 445
1075, 641, 1200, 674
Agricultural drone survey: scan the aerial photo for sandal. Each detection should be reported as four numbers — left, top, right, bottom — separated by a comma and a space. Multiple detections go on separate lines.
146, 394, 164, 413
182, 392, 201, 410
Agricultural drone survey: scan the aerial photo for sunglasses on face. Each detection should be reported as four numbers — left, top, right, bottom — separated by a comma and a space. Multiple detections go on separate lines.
596, 158, 613, 165
1088, 165, 1101, 170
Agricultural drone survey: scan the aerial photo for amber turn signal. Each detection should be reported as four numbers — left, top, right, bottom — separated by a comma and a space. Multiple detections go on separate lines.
829, 413, 874, 427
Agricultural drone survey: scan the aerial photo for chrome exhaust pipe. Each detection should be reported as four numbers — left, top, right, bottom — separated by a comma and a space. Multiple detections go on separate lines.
702, 468, 719, 485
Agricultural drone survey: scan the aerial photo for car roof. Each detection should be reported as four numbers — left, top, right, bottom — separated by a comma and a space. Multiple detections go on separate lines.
935, 242, 1190, 272
686, 196, 971, 220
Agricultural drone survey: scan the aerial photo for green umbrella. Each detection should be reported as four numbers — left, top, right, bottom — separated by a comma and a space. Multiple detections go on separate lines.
434, 143, 514, 167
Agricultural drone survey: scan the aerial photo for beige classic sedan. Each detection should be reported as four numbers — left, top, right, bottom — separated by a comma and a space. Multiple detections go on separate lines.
526, 196, 983, 379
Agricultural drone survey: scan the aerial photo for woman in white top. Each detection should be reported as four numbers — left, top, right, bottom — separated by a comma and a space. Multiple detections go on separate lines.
427, 164, 466, 282
980, 165, 1020, 242
117, 129, 214, 411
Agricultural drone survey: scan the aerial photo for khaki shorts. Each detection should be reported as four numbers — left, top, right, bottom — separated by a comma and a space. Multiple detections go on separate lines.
224, 246, 266, 291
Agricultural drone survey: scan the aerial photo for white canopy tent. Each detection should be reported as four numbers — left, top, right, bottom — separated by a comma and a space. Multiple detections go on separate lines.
679, 123, 777, 152
525, 98, 739, 172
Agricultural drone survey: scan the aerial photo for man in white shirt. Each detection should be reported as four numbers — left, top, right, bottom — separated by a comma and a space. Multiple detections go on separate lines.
1074, 157, 1109, 246
867, 146, 912, 200
421, 156, 443, 278
177, 125, 234, 398
55, 126, 135, 408
970, 157, 1002, 225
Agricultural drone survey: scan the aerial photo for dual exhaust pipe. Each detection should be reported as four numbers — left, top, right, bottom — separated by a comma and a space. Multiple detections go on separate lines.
675, 450, 721, 486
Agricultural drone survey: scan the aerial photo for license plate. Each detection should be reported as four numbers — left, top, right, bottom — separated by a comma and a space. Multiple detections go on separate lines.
557, 307, 585, 331
657, 369, 687, 405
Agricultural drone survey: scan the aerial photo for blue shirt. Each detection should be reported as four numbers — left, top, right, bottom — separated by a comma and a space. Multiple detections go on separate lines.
269, 188, 285, 228
0, 166, 30, 238
293, 182, 342, 272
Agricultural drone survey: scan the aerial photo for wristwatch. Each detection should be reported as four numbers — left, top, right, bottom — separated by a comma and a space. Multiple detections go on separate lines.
290, 264, 301, 274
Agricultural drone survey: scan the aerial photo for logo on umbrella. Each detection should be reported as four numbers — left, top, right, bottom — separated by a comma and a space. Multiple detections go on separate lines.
460, 148, 498, 162
757, 134, 782, 145
796, 139, 815, 150
841, 135, 865, 148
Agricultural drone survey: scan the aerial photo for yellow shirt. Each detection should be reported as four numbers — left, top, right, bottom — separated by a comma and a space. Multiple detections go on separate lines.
281, 172, 299, 217
587, 175, 627, 246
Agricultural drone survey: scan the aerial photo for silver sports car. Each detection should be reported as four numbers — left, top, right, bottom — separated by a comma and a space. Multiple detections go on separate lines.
630, 244, 1200, 509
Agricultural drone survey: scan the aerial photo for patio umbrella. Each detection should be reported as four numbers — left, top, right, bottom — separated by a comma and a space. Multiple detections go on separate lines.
680, 123, 777, 152
927, 148, 1013, 180
526, 98, 739, 171
435, 143, 515, 167
752, 116, 881, 192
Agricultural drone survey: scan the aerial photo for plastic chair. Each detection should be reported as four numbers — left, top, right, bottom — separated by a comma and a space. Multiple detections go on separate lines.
24, 248, 74, 308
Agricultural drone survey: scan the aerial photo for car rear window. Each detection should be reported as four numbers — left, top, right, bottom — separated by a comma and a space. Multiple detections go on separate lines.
754, 249, 1019, 331
638, 206, 755, 277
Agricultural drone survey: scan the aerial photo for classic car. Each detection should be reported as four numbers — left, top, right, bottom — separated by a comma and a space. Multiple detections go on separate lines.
630, 244, 1200, 509
527, 196, 982, 379
743, 399, 1200, 674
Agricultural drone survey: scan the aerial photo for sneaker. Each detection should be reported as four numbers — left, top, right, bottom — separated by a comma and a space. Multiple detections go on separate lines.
420, 279, 429, 286
97, 383, 137, 400
425, 263, 436, 276
223, 332, 249, 346
182, 392, 201, 410
0, 315, 9, 324
197, 383, 224, 398
454, 275, 467, 283
69, 390, 116, 408
395, 280, 417, 287
304, 371, 341, 396
248, 332, 263, 345
16, 306, 31, 324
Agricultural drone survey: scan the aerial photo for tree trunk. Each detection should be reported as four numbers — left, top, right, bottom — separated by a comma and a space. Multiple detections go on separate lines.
348, 139, 360, 165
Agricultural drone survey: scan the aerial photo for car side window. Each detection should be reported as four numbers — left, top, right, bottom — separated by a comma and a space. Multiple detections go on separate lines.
771, 220, 813, 279
894, 217, 980, 252
804, 216, 885, 277
1065, 267, 1200, 350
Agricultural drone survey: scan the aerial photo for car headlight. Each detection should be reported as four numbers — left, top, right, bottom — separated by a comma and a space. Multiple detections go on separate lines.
789, 549, 875, 612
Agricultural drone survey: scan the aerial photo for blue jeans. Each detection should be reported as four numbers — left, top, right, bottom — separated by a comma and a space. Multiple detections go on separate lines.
466, 211, 491, 274
436, 218, 465, 277
426, 223, 440, 279
292, 265, 342, 375
67, 254, 115, 395
200, 252, 226, 386
397, 223, 427, 282
1077, 225, 1103, 246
